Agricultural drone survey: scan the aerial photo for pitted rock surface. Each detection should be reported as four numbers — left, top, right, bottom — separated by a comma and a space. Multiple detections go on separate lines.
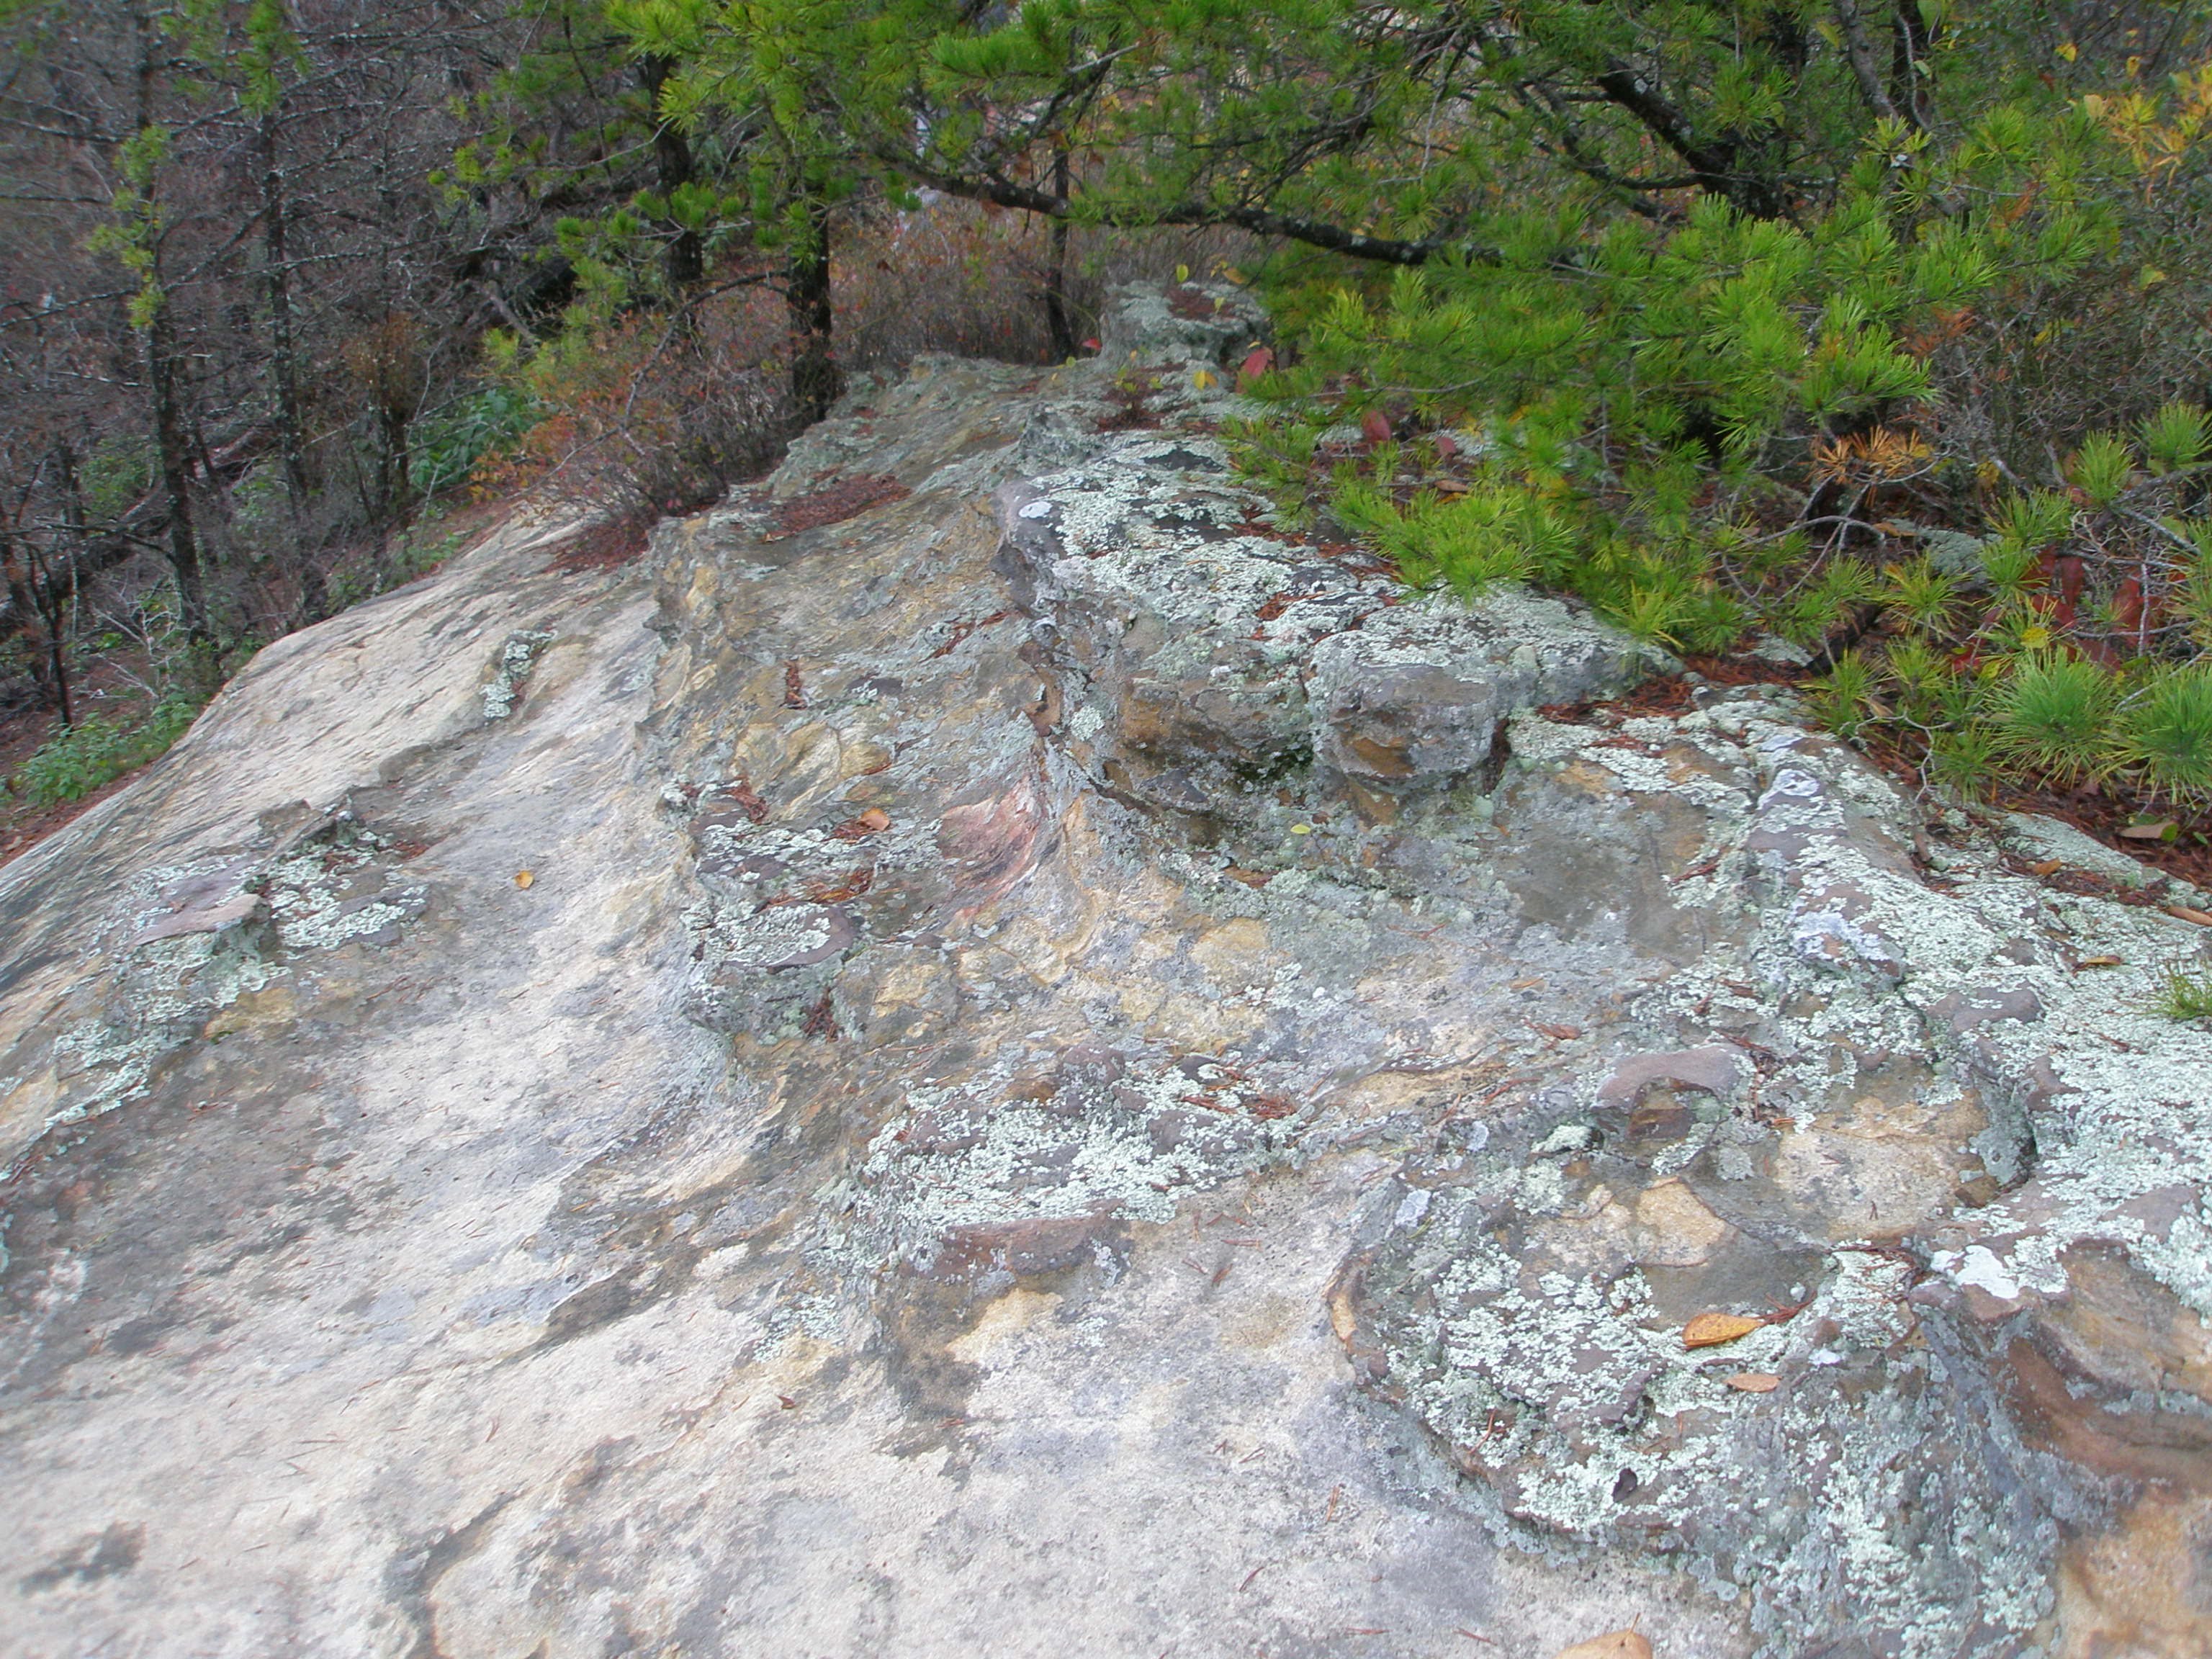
4, 286, 2212, 1659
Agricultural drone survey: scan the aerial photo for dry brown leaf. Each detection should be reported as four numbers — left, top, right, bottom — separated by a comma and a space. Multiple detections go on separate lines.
831, 808, 892, 842
1682, 1312, 1763, 1349
1549, 1631, 1654, 1659
2167, 905, 2212, 927
2119, 822, 2177, 840
513, 871, 534, 889
2076, 954, 2124, 969
1725, 1372, 1782, 1393
2028, 858, 2064, 876
727, 779, 769, 823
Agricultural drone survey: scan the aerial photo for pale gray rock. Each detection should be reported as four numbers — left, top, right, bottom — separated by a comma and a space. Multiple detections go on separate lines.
4, 288, 2210, 1659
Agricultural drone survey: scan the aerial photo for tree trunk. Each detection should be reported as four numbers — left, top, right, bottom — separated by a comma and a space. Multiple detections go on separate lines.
1889, 1, 1936, 130
786, 195, 840, 423
1043, 150, 1076, 360
45, 446, 86, 725
0, 525, 64, 722
385, 404, 413, 511
261, 107, 318, 541
145, 302, 213, 663
637, 54, 705, 294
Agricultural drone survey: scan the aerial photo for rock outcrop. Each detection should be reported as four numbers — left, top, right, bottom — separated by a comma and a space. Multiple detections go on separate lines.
4, 286, 2211, 1658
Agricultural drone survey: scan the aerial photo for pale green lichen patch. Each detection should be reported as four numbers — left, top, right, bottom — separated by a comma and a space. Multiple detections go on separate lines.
853, 1046, 1299, 1272
1344, 691, 2209, 1653
1359, 1119, 2054, 1657
1001, 429, 1650, 839
2000, 810, 2162, 891
24, 819, 426, 1154
639, 285, 2212, 1649
482, 629, 554, 721
262, 820, 425, 950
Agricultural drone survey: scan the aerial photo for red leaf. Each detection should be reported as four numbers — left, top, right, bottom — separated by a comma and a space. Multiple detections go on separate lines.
1360, 409, 1393, 444
1238, 346, 1274, 386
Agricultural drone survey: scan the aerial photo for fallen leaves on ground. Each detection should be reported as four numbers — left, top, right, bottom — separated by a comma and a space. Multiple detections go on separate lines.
831, 808, 891, 841
1725, 1372, 1782, 1392
1682, 1312, 1763, 1349
513, 871, 534, 889
1550, 1630, 1654, 1659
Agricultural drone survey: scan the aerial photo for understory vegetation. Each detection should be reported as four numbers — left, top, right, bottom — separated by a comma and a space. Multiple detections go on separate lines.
1209, 12, 2212, 834
5, 1, 2212, 858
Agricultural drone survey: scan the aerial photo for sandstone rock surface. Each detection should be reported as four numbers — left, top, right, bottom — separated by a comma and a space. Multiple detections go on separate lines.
4, 286, 2212, 1658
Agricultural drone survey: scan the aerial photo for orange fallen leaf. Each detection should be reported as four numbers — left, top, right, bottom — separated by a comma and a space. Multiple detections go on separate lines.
1683, 1312, 1763, 1349
831, 808, 891, 841
1550, 1632, 1653, 1659
513, 871, 534, 889
2168, 905, 2212, 927
2029, 858, 2063, 876
1725, 1372, 1782, 1393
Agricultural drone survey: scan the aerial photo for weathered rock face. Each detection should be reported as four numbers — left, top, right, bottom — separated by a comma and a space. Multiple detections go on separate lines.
4, 285, 2212, 1659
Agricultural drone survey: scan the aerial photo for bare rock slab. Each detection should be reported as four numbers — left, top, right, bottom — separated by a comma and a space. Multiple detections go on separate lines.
4, 287, 2211, 1659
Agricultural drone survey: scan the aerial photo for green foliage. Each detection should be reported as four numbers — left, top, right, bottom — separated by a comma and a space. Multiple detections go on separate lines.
2141, 402, 2212, 475
2114, 665, 2212, 806
6, 693, 202, 810
328, 524, 464, 612
2066, 432, 2136, 508
1884, 557, 1964, 636
1928, 723, 2005, 799
480, 0, 2212, 833
2149, 961, 2212, 1023
80, 436, 152, 518
410, 385, 537, 498
1212, 70, 2118, 659
1809, 649, 1879, 740
1993, 654, 2117, 784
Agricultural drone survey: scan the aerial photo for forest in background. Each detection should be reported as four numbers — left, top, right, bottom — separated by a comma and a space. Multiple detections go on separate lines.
4, 1, 2211, 875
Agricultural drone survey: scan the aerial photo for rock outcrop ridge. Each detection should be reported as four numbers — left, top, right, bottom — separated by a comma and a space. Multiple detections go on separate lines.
3, 285, 2210, 1658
